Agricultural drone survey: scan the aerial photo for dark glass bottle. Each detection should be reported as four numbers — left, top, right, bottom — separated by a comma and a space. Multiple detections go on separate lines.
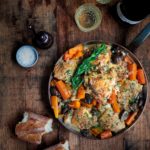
116, 0, 150, 25
28, 25, 53, 49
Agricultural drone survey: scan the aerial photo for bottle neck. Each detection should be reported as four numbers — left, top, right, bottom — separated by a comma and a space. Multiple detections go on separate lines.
116, 2, 142, 25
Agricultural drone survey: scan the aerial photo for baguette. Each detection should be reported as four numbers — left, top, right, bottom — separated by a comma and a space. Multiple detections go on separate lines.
15, 112, 53, 144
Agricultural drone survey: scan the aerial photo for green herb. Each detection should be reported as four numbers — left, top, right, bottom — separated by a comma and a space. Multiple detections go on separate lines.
71, 43, 106, 90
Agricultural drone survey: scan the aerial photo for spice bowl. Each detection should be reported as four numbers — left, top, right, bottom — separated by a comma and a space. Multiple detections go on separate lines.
16, 45, 39, 68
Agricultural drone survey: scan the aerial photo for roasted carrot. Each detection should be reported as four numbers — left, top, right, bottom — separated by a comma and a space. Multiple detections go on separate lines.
137, 69, 146, 84
69, 101, 81, 109
71, 44, 83, 52
108, 90, 116, 104
100, 130, 112, 139
91, 127, 102, 136
68, 44, 83, 54
125, 112, 138, 126
124, 55, 133, 64
77, 85, 85, 99
108, 90, 120, 113
51, 96, 59, 118
55, 80, 71, 100
128, 63, 137, 80
73, 51, 83, 59
112, 99, 121, 113
63, 52, 70, 61
63, 44, 83, 61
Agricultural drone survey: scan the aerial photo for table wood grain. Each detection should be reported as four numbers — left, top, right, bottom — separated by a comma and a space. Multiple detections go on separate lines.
0, 0, 150, 150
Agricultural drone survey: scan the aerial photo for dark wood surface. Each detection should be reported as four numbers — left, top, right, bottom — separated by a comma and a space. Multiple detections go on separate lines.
0, 0, 150, 150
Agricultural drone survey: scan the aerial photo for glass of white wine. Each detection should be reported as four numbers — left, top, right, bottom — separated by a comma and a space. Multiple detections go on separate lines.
75, 3, 102, 32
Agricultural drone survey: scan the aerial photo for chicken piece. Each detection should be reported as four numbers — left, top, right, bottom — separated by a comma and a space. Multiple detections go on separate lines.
84, 71, 117, 103
98, 104, 112, 114
99, 107, 125, 132
117, 80, 143, 111
71, 107, 97, 130
54, 59, 79, 82
91, 45, 111, 67
113, 61, 129, 81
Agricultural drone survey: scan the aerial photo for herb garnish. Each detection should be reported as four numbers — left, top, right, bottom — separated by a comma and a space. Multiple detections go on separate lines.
71, 43, 106, 90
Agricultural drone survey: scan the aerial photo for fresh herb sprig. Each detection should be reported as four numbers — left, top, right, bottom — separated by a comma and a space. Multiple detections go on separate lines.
71, 43, 106, 90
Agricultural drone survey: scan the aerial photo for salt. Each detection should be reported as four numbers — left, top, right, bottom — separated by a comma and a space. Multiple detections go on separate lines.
16, 45, 38, 67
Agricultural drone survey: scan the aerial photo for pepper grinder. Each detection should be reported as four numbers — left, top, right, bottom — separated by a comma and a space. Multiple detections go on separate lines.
28, 25, 53, 49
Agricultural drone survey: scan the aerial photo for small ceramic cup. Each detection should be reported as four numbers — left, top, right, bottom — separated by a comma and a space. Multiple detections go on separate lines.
16, 45, 39, 68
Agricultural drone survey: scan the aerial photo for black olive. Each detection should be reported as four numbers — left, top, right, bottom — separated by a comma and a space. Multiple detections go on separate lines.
50, 87, 60, 96
111, 50, 123, 64
80, 129, 90, 137
120, 111, 129, 121
111, 44, 118, 51
136, 91, 145, 108
85, 93, 93, 104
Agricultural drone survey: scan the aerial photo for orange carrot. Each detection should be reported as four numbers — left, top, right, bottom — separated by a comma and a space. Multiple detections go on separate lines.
72, 44, 83, 52
69, 101, 81, 109
100, 130, 112, 139
125, 112, 138, 126
137, 69, 146, 84
55, 80, 71, 100
64, 44, 83, 61
108, 90, 116, 104
124, 55, 133, 64
128, 63, 137, 80
91, 127, 102, 136
73, 51, 83, 59
63, 52, 70, 61
112, 99, 121, 113
51, 96, 59, 118
68, 44, 83, 54
77, 85, 85, 99
108, 90, 120, 113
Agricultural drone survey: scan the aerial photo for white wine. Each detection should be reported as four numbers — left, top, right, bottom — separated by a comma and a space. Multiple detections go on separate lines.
78, 10, 96, 28
75, 3, 102, 32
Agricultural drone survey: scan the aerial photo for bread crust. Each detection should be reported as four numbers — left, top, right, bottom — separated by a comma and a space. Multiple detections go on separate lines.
15, 112, 53, 144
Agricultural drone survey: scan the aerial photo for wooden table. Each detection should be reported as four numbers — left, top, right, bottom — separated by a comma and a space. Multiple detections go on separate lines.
0, 0, 150, 150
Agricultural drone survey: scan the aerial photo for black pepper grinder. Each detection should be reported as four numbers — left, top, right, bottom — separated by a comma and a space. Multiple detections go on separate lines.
28, 25, 53, 49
